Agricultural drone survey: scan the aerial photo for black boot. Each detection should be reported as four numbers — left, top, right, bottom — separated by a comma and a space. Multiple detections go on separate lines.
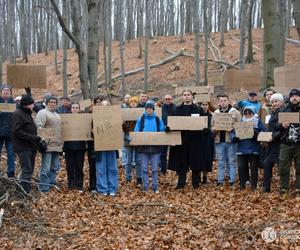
7, 171, 15, 178
202, 176, 207, 184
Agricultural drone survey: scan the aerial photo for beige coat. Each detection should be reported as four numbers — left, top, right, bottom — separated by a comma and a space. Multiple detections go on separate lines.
35, 108, 62, 152
211, 107, 241, 143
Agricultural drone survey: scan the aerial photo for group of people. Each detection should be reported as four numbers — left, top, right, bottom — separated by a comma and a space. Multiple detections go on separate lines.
0, 83, 299, 198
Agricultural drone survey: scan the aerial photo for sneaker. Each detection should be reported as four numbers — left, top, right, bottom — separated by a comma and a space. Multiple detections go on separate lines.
229, 182, 234, 188
153, 190, 159, 194
109, 192, 116, 197
136, 178, 142, 186
175, 185, 184, 190
98, 192, 108, 196
295, 189, 300, 200
202, 176, 207, 184
78, 189, 84, 193
91, 189, 97, 194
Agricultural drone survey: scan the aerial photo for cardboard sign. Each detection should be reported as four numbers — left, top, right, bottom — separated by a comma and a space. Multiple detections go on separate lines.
167, 116, 208, 130
223, 69, 261, 92
213, 113, 233, 131
257, 132, 273, 142
79, 99, 92, 111
274, 65, 300, 89
278, 112, 300, 124
231, 90, 249, 102
7, 64, 47, 88
37, 127, 60, 140
234, 122, 254, 140
194, 93, 211, 103
208, 70, 224, 86
0, 103, 16, 113
121, 107, 162, 121
93, 106, 123, 151
175, 86, 213, 95
60, 113, 93, 141
129, 132, 182, 146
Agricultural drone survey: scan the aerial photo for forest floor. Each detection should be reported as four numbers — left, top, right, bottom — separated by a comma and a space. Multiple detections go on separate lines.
0, 28, 300, 249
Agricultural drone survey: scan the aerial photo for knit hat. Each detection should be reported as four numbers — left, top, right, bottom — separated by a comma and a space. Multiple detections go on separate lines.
20, 95, 34, 106
289, 88, 300, 98
145, 100, 155, 110
45, 96, 58, 105
270, 93, 284, 102
0, 84, 12, 94
243, 106, 255, 114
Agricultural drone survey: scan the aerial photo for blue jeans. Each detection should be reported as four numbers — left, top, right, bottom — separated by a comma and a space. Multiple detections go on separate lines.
39, 152, 60, 192
125, 147, 142, 181
215, 142, 237, 183
0, 136, 15, 176
139, 153, 160, 191
95, 151, 118, 194
121, 146, 127, 167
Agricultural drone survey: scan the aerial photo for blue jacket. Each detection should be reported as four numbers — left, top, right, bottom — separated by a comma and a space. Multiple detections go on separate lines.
237, 100, 261, 114
134, 112, 165, 132
237, 118, 265, 155
0, 97, 15, 137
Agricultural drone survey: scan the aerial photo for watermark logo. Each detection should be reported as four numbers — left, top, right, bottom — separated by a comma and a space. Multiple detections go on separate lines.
262, 227, 300, 243
261, 227, 277, 243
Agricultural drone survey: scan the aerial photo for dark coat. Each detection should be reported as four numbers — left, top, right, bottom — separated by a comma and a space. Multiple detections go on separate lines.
0, 97, 15, 137
162, 103, 176, 125
168, 103, 211, 172
12, 106, 40, 152
63, 141, 86, 151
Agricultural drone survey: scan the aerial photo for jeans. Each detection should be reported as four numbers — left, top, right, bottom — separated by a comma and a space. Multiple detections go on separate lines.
121, 146, 127, 167
237, 154, 259, 189
17, 150, 37, 193
139, 153, 160, 191
160, 146, 168, 173
215, 142, 237, 184
39, 152, 60, 192
125, 147, 142, 182
279, 143, 300, 191
95, 151, 118, 194
65, 150, 85, 189
0, 136, 15, 176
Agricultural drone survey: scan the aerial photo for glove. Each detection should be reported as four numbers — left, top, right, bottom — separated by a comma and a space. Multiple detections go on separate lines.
38, 140, 47, 153
252, 130, 259, 140
124, 135, 131, 145
232, 137, 240, 143
122, 123, 127, 133
165, 126, 171, 133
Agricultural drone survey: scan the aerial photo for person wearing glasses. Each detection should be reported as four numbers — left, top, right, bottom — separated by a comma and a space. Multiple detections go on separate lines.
234, 106, 265, 191
160, 95, 176, 175
63, 103, 86, 192
35, 96, 62, 192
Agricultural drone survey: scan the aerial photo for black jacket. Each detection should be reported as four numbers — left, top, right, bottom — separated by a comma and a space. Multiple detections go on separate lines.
162, 103, 176, 125
63, 141, 86, 151
0, 97, 15, 137
12, 106, 40, 152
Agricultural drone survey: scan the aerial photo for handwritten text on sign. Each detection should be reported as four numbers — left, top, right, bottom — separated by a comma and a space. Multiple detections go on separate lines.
93, 106, 123, 151
278, 112, 300, 124
234, 122, 254, 140
0, 103, 16, 113
257, 132, 273, 142
213, 113, 233, 131
37, 127, 60, 140
129, 132, 182, 145
167, 116, 208, 130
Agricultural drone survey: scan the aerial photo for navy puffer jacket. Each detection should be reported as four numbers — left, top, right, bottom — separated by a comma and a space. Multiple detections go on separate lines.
0, 97, 15, 137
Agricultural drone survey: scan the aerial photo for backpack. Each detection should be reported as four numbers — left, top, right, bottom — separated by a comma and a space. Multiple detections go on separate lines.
140, 115, 160, 132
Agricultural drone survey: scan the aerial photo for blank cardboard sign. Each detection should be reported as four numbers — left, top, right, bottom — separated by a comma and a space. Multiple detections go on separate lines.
129, 132, 182, 145
274, 65, 300, 89
257, 132, 273, 142
168, 116, 208, 130
208, 70, 224, 86
7, 64, 47, 88
223, 69, 261, 92
175, 86, 214, 95
93, 106, 123, 151
121, 107, 162, 121
278, 112, 300, 124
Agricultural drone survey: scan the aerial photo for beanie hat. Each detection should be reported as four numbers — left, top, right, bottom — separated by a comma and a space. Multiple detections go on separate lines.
0, 84, 12, 93
270, 93, 284, 102
289, 88, 300, 98
243, 106, 255, 114
20, 95, 34, 106
145, 100, 156, 110
45, 96, 58, 105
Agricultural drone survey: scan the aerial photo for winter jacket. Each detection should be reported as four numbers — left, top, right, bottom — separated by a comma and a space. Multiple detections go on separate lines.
237, 117, 265, 155
63, 141, 86, 151
35, 108, 63, 152
162, 103, 176, 125
56, 105, 71, 114
237, 99, 261, 114
212, 105, 241, 143
12, 106, 41, 152
0, 97, 15, 137
134, 111, 165, 153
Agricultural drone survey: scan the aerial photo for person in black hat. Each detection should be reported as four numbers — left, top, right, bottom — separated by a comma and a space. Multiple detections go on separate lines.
275, 88, 300, 198
12, 95, 43, 193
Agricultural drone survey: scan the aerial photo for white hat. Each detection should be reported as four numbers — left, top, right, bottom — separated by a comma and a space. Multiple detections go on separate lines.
270, 93, 284, 102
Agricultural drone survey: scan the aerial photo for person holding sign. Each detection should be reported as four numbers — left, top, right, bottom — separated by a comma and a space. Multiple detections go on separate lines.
0, 84, 16, 178
63, 103, 86, 192
35, 96, 62, 192
261, 93, 285, 192
212, 94, 241, 187
133, 100, 165, 193
168, 90, 206, 189
12, 95, 43, 193
235, 106, 265, 191
275, 89, 300, 198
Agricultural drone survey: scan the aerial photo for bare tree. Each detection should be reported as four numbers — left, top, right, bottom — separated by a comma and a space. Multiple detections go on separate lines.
239, 0, 248, 69
292, 0, 300, 40
245, 0, 255, 63
118, 0, 125, 97
144, 0, 150, 91
193, 0, 201, 85
62, 0, 69, 97
220, 0, 228, 47
203, 0, 209, 84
